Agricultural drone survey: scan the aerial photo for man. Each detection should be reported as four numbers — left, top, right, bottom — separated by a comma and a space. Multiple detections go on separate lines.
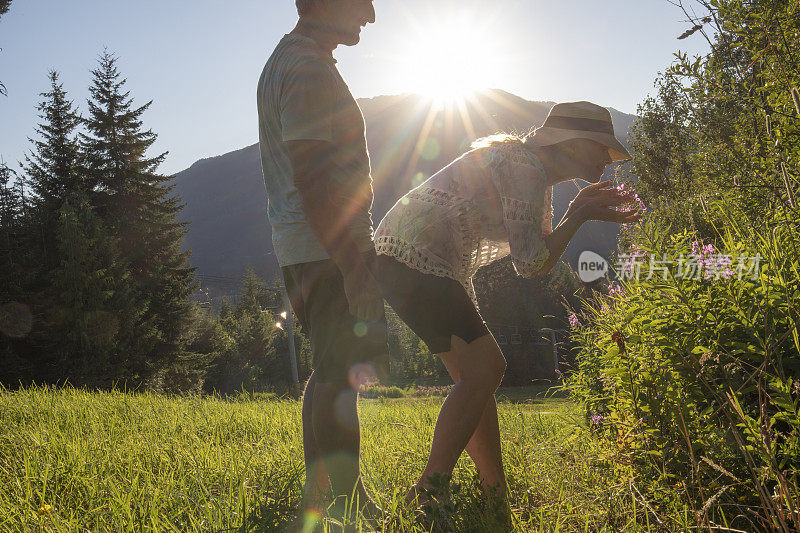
256, 0, 387, 525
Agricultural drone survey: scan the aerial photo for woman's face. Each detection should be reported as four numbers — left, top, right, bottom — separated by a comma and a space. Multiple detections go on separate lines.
557, 138, 612, 182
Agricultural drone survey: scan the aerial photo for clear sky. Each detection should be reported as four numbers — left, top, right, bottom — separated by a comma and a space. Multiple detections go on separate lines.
0, 0, 710, 176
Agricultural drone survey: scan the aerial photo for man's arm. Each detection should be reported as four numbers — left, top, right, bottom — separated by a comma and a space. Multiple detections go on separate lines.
286, 139, 383, 321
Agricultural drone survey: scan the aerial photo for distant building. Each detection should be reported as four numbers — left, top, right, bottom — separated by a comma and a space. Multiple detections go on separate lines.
487, 324, 571, 386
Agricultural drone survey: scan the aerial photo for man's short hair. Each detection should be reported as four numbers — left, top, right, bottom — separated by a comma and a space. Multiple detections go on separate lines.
296, 0, 319, 15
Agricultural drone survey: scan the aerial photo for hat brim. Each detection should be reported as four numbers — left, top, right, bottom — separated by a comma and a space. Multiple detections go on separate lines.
531, 127, 632, 162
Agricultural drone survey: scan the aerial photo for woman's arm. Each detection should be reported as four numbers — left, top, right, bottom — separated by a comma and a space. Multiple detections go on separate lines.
531, 211, 586, 277
527, 180, 643, 277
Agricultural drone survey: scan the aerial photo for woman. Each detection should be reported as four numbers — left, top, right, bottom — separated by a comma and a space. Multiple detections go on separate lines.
373, 101, 642, 511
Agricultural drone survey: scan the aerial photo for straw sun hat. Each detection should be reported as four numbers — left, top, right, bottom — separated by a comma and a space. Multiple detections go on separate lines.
530, 101, 631, 162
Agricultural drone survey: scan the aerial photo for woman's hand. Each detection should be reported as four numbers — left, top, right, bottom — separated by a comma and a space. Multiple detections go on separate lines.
566, 180, 643, 224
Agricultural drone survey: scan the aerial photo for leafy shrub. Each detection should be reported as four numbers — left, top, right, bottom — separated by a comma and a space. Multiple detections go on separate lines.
360, 385, 408, 399
566, 201, 800, 531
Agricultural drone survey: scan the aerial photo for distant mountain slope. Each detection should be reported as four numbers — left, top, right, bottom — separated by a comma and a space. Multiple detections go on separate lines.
171, 89, 637, 286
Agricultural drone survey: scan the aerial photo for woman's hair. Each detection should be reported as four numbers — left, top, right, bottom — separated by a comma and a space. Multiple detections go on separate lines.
470, 129, 537, 150
296, 0, 319, 15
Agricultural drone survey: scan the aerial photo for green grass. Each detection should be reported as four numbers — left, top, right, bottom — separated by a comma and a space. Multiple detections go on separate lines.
0, 385, 678, 532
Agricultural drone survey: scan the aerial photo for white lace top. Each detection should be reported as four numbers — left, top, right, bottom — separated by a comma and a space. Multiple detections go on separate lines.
374, 141, 553, 304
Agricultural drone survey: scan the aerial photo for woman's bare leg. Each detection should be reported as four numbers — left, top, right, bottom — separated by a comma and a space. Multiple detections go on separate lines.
407, 333, 506, 502
438, 345, 507, 496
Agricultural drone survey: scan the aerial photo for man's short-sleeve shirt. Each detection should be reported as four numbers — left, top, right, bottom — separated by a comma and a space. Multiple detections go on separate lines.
257, 33, 374, 267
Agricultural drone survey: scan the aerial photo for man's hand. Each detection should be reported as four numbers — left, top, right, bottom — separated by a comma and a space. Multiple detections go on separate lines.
286, 139, 385, 321
566, 180, 643, 224
343, 256, 384, 322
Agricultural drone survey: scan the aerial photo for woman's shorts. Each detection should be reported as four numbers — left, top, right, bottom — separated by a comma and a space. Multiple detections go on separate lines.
375, 254, 491, 354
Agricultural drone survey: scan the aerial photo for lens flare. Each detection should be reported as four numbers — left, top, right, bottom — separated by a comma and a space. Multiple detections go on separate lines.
420, 137, 440, 160
348, 363, 379, 392
302, 509, 323, 533
334, 389, 359, 431
353, 321, 368, 337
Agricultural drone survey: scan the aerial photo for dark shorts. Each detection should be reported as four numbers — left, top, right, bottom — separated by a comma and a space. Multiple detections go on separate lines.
281, 256, 389, 384
375, 255, 491, 354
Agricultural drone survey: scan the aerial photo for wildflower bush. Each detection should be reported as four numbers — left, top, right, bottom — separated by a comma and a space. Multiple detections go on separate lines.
566, 197, 800, 531
413, 385, 454, 397
564, 1, 800, 529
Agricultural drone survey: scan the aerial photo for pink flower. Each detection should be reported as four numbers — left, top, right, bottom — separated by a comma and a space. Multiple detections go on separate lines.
591, 414, 605, 426
619, 245, 647, 277
569, 313, 581, 328
615, 183, 646, 214
608, 282, 624, 297
690, 241, 734, 280
628, 244, 646, 257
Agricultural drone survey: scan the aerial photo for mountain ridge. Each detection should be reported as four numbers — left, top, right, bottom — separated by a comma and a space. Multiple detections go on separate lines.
171, 89, 637, 292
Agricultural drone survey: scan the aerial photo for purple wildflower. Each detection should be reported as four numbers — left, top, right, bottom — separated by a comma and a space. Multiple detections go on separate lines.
615, 183, 647, 215
691, 241, 734, 280
591, 414, 605, 426
608, 282, 624, 297
569, 313, 581, 329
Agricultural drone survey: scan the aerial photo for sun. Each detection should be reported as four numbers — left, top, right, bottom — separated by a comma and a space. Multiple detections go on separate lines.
398, 10, 508, 105
368, 5, 520, 187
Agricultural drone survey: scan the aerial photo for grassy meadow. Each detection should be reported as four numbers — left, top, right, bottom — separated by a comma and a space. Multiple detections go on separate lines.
0, 384, 691, 532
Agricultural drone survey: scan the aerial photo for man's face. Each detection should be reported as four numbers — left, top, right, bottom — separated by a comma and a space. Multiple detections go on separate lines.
321, 0, 376, 46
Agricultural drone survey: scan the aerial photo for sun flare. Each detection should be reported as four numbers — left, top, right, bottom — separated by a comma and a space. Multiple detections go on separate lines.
399, 10, 508, 105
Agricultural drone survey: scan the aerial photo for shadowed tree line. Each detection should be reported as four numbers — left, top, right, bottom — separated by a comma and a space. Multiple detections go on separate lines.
0, 54, 312, 394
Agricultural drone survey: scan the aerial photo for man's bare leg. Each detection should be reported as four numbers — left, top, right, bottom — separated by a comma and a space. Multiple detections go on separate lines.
406, 334, 506, 503
301, 374, 382, 527
311, 378, 381, 520
300, 372, 331, 515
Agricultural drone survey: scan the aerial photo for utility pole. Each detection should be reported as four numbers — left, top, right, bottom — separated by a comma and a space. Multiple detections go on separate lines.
538, 328, 565, 375
283, 289, 299, 384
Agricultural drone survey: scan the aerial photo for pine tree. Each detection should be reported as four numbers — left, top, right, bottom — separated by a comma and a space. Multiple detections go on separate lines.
11, 71, 87, 385
0, 162, 22, 297
23, 72, 83, 206
46, 195, 144, 385
22, 71, 83, 262
239, 266, 269, 317
80, 51, 196, 386
0, 163, 19, 242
